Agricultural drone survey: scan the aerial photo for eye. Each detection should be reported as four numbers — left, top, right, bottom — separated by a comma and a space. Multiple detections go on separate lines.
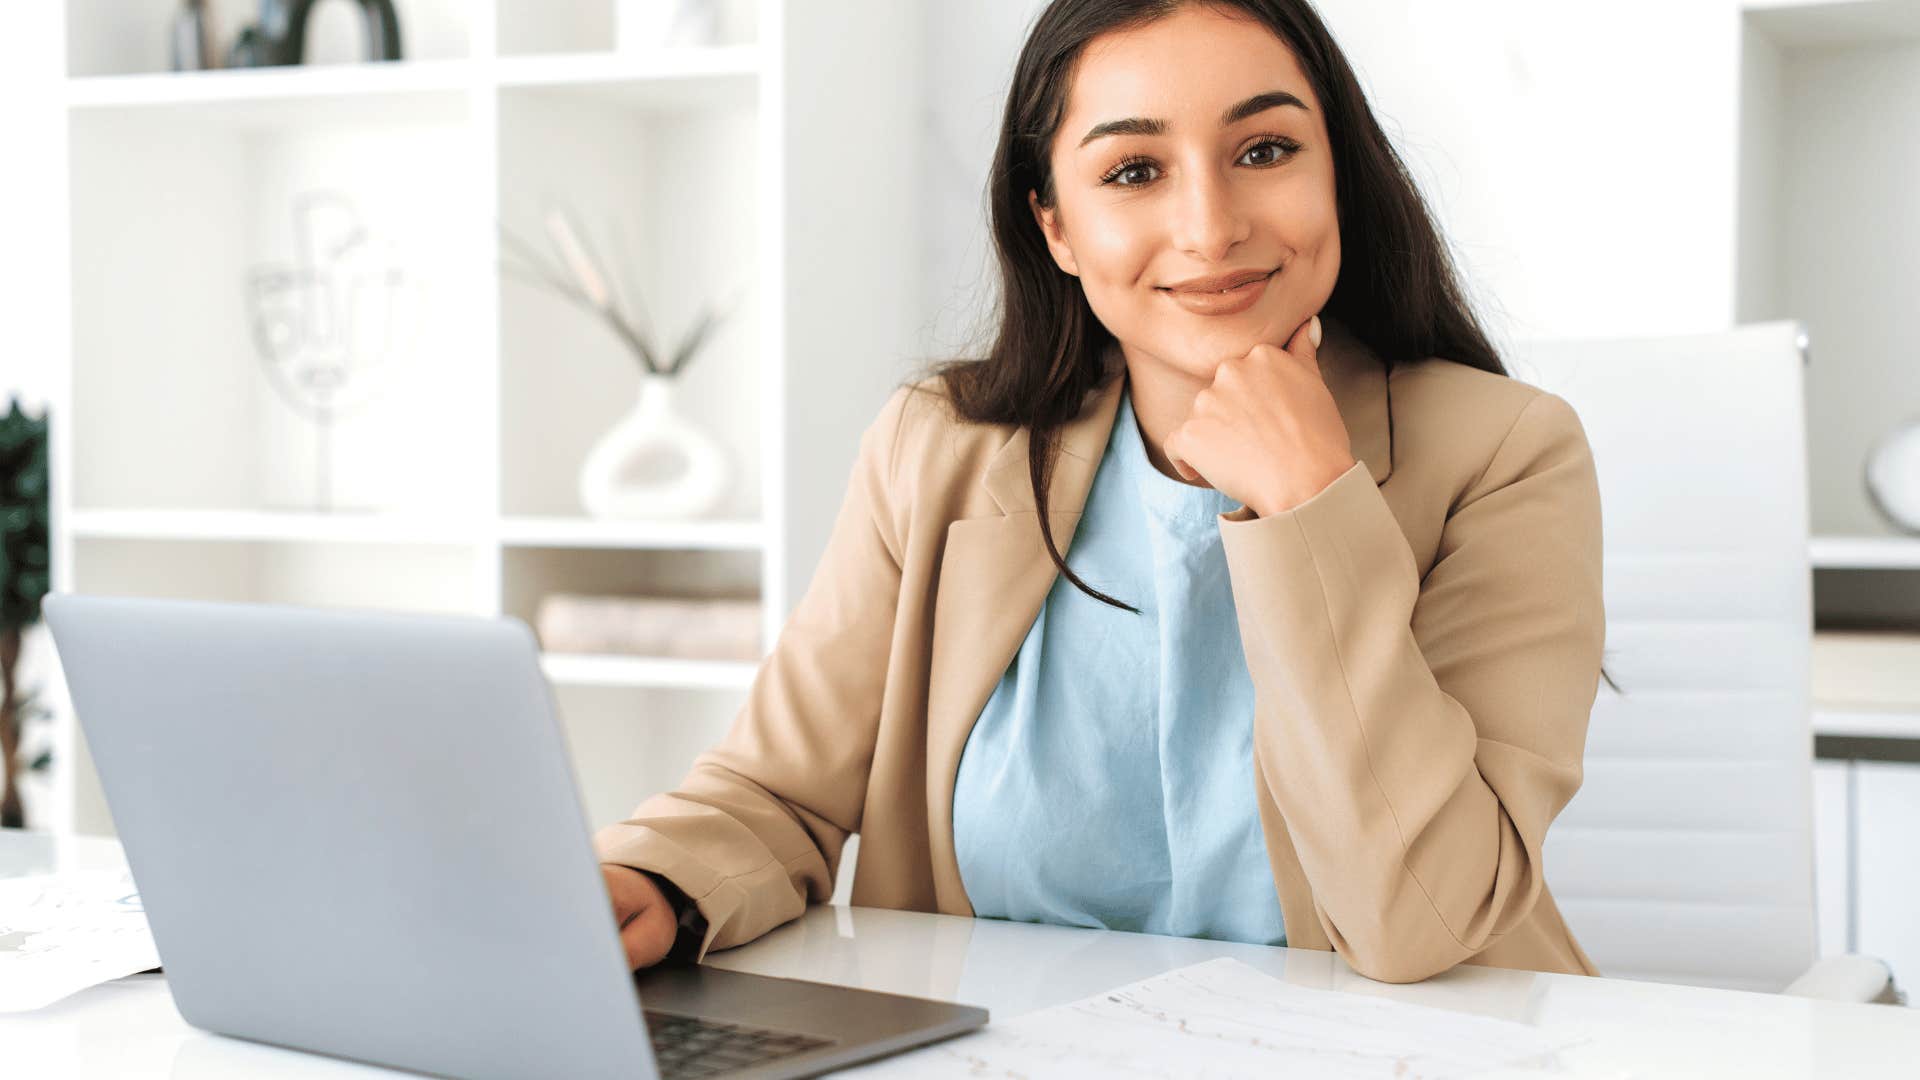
1098, 135, 1304, 188
1241, 136, 1302, 168
1100, 154, 1156, 188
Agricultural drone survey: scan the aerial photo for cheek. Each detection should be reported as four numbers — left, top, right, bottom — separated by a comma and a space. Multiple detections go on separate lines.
1283, 179, 1340, 257
1064, 214, 1164, 334
1075, 209, 1157, 286
1313, 216, 1340, 281
1314, 168, 1342, 258
1284, 187, 1341, 296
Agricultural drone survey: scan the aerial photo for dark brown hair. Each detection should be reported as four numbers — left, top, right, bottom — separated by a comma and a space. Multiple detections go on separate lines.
908, 0, 1619, 695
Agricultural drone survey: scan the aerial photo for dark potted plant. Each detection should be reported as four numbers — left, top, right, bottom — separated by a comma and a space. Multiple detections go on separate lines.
0, 397, 50, 829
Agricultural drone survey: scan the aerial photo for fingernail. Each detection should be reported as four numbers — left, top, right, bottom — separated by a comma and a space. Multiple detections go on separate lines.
1308, 315, 1323, 348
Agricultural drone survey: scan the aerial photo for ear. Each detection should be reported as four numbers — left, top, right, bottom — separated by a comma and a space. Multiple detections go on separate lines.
1027, 188, 1080, 277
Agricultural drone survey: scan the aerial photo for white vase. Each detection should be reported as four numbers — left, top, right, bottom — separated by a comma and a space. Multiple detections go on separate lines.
1866, 417, 1920, 534
578, 374, 730, 520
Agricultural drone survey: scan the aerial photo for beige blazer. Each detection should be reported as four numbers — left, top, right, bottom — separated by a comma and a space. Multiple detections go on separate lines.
593, 314, 1607, 984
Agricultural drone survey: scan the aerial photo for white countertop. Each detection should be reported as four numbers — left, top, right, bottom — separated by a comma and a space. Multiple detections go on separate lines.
4, 830, 1918, 1078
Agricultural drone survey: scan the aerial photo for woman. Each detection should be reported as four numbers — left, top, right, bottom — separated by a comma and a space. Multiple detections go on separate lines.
599, 0, 1612, 985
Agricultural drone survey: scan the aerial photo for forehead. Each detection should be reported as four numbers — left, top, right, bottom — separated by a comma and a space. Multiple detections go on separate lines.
1063, 6, 1316, 128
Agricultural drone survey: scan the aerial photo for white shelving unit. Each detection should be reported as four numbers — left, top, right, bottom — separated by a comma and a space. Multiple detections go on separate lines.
44, 0, 924, 839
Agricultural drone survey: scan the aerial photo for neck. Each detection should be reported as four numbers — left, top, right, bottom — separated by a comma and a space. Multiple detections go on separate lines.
1119, 349, 1216, 488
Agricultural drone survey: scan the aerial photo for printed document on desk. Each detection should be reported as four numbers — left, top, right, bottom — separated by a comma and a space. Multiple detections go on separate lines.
828, 956, 1580, 1079
0, 868, 161, 1012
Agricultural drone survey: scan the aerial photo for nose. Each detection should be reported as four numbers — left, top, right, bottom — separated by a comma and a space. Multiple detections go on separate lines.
1167, 160, 1252, 262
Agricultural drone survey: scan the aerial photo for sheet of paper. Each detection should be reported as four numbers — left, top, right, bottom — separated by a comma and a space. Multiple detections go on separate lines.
0, 868, 162, 1012
830, 956, 1581, 1079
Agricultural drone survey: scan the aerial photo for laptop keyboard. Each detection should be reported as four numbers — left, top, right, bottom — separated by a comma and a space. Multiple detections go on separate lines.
644, 1010, 835, 1079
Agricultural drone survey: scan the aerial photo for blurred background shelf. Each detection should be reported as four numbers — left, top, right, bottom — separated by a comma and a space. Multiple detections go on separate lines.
539, 652, 758, 690
1814, 709, 1920, 743
1810, 535, 1920, 571
64, 57, 481, 108
64, 44, 762, 110
493, 43, 762, 89
498, 516, 764, 549
62, 55, 757, 127
40, 0, 920, 849
65, 509, 768, 549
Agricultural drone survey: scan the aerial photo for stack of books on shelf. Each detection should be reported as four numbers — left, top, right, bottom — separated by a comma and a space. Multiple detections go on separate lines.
1811, 630, 1920, 717
535, 592, 761, 662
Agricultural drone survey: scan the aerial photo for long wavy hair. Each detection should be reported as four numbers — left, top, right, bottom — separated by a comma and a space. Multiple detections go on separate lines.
909, 0, 1619, 695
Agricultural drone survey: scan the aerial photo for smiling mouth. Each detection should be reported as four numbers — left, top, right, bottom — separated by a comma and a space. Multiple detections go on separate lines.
1157, 268, 1278, 294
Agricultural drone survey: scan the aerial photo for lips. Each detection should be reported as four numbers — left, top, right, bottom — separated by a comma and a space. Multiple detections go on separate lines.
1160, 267, 1276, 293
1158, 267, 1275, 316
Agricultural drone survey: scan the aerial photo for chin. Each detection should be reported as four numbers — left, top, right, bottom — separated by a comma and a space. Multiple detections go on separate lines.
1165, 360, 1222, 388
1159, 340, 1235, 382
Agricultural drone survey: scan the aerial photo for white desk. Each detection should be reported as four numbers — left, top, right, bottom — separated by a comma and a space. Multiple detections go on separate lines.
4, 830, 1918, 1078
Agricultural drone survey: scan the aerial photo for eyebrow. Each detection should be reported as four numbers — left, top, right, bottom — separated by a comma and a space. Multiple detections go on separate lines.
1077, 89, 1309, 149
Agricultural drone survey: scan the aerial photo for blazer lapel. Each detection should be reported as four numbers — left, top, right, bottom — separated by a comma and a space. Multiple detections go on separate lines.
921, 316, 1394, 915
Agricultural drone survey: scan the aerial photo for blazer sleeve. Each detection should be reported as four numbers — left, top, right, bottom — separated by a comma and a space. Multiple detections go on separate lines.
1216, 390, 1605, 984
591, 383, 913, 963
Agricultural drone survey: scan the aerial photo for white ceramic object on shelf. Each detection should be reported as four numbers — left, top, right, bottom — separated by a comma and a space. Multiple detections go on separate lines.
1866, 417, 1920, 534
615, 0, 720, 52
578, 373, 730, 520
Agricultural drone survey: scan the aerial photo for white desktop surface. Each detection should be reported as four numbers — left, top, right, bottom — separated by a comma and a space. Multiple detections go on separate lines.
3, 830, 1917, 1078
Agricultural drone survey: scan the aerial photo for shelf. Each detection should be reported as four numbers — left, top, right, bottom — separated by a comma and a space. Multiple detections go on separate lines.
64, 58, 479, 121
69, 510, 767, 551
494, 55, 758, 112
1811, 535, 1920, 570
499, 516, 764, 550
539, 652, 759, 690
494, 45, 762, 100
62, 47, 761, 113
68, 509, 491, 546
1813, 708, 1920, 742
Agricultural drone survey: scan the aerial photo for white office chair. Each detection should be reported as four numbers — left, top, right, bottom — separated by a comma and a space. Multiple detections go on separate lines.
1511, 321, 1901, 1003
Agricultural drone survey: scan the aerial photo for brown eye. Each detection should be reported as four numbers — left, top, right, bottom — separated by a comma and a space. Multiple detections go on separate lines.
1243, 137, 1303, 166
1100, 155, 1155, 187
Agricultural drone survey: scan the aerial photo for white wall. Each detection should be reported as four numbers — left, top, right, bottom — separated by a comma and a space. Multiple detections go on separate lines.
0, 4, 66, 411
1773, 38, 1920, 536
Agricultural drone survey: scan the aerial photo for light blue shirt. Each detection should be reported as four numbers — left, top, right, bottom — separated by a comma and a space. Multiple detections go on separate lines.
951, 381, 1286, 946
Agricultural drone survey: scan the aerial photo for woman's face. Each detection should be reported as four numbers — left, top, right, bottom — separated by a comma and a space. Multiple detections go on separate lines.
1030, 3, 1340, 382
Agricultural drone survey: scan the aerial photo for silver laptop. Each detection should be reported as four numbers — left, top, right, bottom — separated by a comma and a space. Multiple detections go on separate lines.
42, 592, 986, 1080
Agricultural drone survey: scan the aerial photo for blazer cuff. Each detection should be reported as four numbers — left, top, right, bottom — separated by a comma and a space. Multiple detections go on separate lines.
594, 822, 742, 965
638, 871, 710, 966
1216, 457, 1378, 531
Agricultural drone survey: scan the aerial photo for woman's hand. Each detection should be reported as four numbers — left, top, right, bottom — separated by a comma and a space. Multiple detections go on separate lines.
600, 863, 679, 971
1163, 314, 1358, 517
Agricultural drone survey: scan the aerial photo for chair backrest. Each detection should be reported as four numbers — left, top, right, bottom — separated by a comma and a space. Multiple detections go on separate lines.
1508, 321, 1818, 993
